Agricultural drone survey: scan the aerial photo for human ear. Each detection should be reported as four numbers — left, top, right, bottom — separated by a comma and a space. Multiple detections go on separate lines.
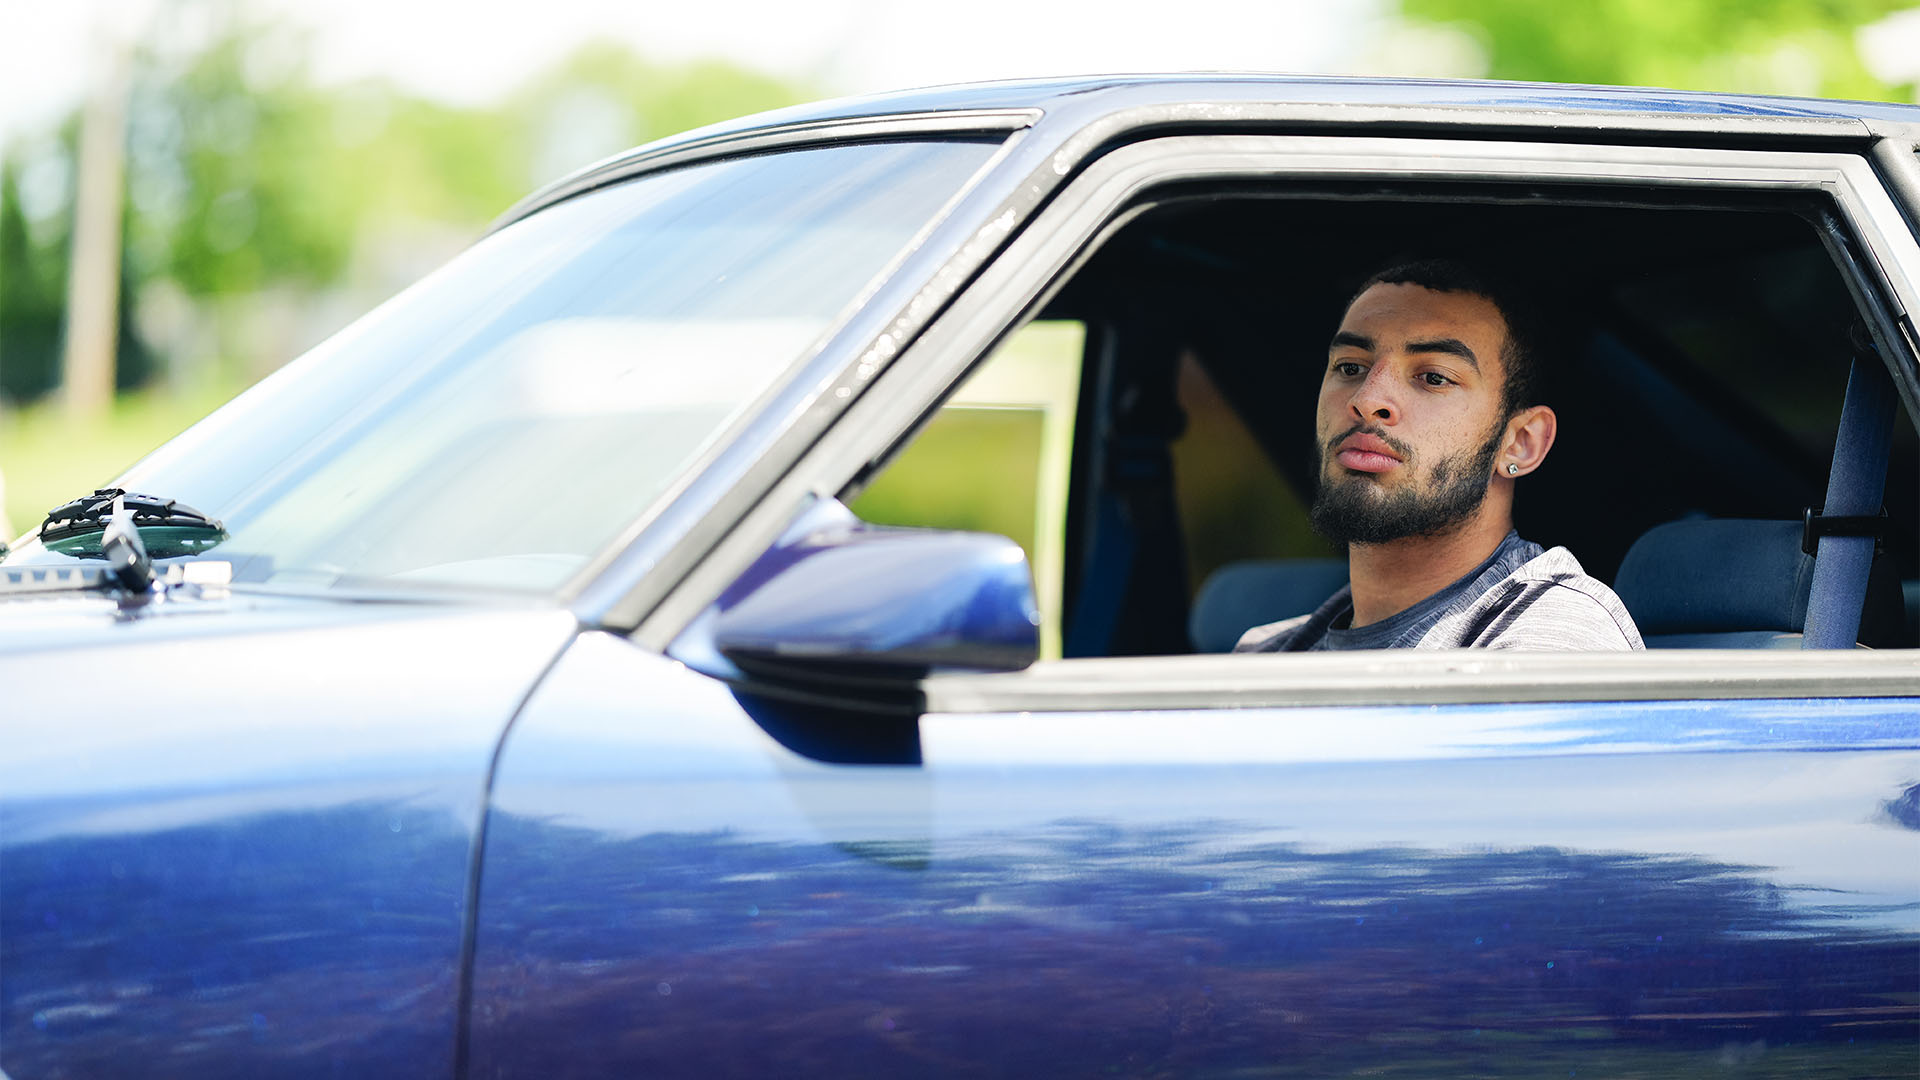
1496, 405, 1557, 478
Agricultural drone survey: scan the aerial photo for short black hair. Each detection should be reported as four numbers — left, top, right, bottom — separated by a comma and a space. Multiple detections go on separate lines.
1349, 259, 1543, 418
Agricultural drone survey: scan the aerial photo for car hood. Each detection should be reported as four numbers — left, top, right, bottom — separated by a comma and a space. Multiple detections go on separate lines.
0, 587, 585, 1075
0, 586, 581, 819
0, 581, 547, 656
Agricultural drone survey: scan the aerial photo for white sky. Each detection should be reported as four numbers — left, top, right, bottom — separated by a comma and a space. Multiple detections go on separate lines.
287, 0, 1389, 102
0, 0, 1399, 149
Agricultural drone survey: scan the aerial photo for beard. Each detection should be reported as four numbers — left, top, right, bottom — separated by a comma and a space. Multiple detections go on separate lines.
1310, 421, 1505, 545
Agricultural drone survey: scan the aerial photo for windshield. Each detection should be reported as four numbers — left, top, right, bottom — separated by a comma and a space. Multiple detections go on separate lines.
2, 139, 1000, 593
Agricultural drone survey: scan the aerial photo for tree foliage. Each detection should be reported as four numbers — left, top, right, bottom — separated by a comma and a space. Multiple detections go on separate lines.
125, 20, 358, 301
0, 160, 64, 400
0, 1, 813, 405
1403, 0, 1914, 100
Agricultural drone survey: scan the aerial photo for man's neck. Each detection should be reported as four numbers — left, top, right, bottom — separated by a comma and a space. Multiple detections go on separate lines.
1345, 515, 1513, 628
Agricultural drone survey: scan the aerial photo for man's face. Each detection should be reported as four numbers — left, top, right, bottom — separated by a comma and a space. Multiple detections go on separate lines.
1311, 282, 1512, 545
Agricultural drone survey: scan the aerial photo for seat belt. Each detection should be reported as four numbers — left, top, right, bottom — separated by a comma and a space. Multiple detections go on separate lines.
1801, 333, 1897, 649
1064, 495, 1135, 657
1063, 327, 1188, 657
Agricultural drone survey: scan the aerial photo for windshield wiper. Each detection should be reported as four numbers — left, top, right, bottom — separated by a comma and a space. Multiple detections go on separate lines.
1, 489, 232, 598
37, 488, 228, 561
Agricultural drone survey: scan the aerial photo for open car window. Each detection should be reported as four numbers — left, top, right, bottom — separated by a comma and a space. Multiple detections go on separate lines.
814, 136, 1920, 676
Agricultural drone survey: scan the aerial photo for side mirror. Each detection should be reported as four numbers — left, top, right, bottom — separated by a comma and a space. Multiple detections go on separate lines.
675, 499, 1039, 686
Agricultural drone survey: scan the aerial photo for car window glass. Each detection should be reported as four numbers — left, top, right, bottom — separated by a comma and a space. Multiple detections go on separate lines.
849, 321, 1084, 657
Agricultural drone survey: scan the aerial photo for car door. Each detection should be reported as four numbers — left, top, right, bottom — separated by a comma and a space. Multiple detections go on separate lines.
469, 638, 1920, 1077
466, 127, 1920, 1076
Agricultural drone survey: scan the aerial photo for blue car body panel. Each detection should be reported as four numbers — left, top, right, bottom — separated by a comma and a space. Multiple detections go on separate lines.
0, 597, 576, 1078
467, 633, 1920, 1076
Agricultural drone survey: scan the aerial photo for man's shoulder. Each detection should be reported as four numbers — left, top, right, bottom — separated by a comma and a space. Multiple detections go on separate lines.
1509, 545, 1592, 583
1233, 612, 1314, 653
1437, 545, 1644, 650
1233, 582, 1353, 652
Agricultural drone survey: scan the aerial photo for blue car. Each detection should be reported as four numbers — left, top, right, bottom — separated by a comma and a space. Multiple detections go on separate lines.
3, 76, 1917, 1078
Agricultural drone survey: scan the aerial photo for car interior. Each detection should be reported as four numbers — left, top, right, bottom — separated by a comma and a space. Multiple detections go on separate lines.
845, 181, 1920, 657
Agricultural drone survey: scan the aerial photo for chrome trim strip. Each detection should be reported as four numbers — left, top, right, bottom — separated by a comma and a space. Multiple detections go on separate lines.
490, 109, 1041, 234
498, 93, 1875, 240
628, 134, 1920, 650
1863, 115, 1920, 143
1028, 98, 1866, 180
1829, 149, 1920, 421
1868, 135, 1920, 240
923, 650, 1920, 712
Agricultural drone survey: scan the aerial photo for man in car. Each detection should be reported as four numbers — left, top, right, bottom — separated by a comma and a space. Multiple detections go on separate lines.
1236, 260, 1643, 652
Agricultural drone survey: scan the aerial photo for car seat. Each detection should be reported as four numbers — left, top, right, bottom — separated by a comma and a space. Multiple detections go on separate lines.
1188, 557, 1349, 652
1612, 518, 1906, 648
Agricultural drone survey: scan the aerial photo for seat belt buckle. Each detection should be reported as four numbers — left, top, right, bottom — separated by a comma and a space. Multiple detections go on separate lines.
1801, 506, 1888, 557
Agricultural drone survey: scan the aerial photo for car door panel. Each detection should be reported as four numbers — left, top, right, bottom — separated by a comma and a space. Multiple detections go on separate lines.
468, 632, 1920, 1076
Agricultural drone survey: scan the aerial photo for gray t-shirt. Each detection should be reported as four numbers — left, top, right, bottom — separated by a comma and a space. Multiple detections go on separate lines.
1234, 531, 1644, 652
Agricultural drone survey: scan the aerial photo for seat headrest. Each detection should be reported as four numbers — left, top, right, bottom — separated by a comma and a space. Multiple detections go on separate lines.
1189, 558, 1349, 653
1615, 519, 1814, 635
1614, 518, 1905, 646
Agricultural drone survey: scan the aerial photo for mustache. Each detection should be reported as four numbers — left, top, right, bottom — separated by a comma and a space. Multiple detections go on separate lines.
1322, 423, 1414, 462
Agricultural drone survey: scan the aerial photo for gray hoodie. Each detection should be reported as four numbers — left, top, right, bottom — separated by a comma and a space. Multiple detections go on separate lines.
1235, 531, 1644, 652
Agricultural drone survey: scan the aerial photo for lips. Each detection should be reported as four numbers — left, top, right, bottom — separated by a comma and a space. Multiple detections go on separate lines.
1333, 432, 1404, 474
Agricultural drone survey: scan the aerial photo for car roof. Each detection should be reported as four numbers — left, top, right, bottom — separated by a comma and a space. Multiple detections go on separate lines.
498, 74, 1920, 232
693, 73, 1920, 130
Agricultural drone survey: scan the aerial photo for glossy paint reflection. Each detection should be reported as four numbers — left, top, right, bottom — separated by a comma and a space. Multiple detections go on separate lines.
690, 497, 1039, 678
4, 800, 470, 1079
468, 634, 1920, 1077
473, 818, 1916, 1077
0, 604, 576, 1079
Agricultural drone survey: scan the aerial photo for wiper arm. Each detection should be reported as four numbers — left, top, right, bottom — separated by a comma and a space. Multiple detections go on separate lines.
100, 497, 154, 592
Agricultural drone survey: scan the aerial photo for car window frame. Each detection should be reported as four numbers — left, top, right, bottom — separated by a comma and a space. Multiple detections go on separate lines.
921, 648, 1920, 712
1864, 123, 1920, 240
548, 118, 1039, 618
628, 131, 1920, 703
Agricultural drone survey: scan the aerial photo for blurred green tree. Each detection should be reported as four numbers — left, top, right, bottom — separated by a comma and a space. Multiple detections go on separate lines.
1, 1, 816, 404
0, 158, 66, 401
131, 24, 356, 299
3, 0, 813, 531
1, 132, 152, 403
506, 42, 814, 191
1403, 0, 1914, 99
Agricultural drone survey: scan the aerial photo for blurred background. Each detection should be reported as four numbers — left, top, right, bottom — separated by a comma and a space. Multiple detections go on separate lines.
2, 0, 1918, 540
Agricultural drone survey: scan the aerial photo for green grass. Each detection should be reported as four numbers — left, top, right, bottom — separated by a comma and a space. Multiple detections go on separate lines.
0, 387, 235, 542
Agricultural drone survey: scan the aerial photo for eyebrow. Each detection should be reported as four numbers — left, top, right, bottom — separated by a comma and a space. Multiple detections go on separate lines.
1329, 331, 1482, 372
1406, 337, 1480, 371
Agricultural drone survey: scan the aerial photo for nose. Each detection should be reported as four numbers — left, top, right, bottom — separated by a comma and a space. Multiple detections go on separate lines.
1348, 367, 1398, 424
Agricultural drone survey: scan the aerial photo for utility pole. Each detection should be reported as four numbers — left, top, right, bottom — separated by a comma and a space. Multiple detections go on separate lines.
60, 29, 130, 420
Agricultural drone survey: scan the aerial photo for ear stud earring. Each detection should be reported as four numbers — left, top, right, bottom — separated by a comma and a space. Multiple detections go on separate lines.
1506, 463, 1520, 475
